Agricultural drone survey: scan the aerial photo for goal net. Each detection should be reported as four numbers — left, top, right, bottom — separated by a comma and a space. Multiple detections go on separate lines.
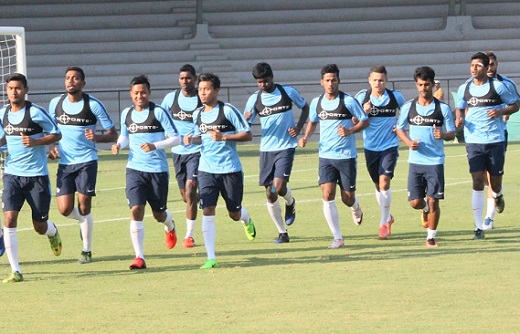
0, 26, 27, 106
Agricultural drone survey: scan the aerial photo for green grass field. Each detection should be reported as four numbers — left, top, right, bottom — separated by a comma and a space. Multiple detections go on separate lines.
3, 141, 520, 333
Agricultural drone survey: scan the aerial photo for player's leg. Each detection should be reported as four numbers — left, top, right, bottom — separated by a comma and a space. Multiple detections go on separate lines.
486, 142, 506, 214
484, 172, 496, 230
319, 158, 343, 247
126, 168, 148, 269
182, 153, 200, 247
336, 158, 362, 226
149, 171, 177, 250
198, 171, 220, 269
74, 161, 97, 263
466, 144, 487, 236
1, 175, 24, 282
407, 164, 429, 228
272, 148, 296, 226
259, 151, 286, 238
377, 147, 398, 232
222, 172, 256, 242
423, 164, 445, 247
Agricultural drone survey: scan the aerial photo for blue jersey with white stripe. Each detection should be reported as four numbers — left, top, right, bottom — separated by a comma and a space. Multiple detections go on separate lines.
0, 102, 60, 176
244, 84, 307, 152
49, 94, 114, 165
119, 103, 178, 173
193, 102, 250, 174
397, 98, 455, 165
160, 90, 201, 155
309, 92, 368, 160
355, 89, 406, 151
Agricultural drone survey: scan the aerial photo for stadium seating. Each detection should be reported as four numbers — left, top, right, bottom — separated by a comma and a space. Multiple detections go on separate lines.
0, 0, 519, 95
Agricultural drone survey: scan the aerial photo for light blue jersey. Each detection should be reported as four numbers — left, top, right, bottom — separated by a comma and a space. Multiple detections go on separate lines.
355, 89, 406, 151
160, 90, 201, 155
456, 78, 517, 144
244, 84, 307, 152
309, 92, 368, 160
194, 102, 250, 174
49, 94, 114, 165
0, 102, 60, 176
397, 98, 455, 165
120, 103, 178, 173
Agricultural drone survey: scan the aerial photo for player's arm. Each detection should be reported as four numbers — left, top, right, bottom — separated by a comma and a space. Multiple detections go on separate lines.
298, 121, 317, 148
212, 129, 252, 142
85, 126, 118, 143
338, 97, 369, 136
289, 102, 310, 137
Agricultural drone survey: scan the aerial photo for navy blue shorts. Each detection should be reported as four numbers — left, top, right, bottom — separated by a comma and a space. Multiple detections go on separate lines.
198, 171, 243, 212
56, 160, 98, 197
172, 152, 200, 189
318, 157, 357, 192
2, 174, 51, 221
364, 146, 398, 184
259, 148, 295, 187
125, 168, 169, 212
466, 142, 505, 176
407, 163, 444, 201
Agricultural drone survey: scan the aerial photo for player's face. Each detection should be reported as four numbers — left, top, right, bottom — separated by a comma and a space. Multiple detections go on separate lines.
130, 83, 150, 111
487, 58, 498, 78
7, 79, 28, 106
320, 73, 339, 96
415, 78, 433, 100
179, 71, 196, 94
470, 59, 488, 80
368, 72, 387, 94
255, 77, 274, 93
198, 80, 219, 106
65, 70, 85, 95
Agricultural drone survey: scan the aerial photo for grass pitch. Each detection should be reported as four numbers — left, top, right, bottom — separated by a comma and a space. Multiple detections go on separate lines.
2, 142, 520, 333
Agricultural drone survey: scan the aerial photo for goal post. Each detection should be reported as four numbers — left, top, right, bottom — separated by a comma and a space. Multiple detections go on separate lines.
0, 26, 27, 105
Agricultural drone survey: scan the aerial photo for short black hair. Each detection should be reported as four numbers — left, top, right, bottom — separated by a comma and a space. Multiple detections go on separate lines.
6, 72, 28, 88
130, 75, 151, 90
66, 66, 85, 81
252, 62, 273, 79
179, 64, 196, 76
413, 66, 435, 83
321, 64, 340, 78
198, 73, 220, 89
369, 65, 387, 76
485, 51, 497, 61
471, 52, 490, 67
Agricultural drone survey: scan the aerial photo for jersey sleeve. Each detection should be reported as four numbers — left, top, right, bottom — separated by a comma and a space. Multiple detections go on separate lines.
308, 97, 319, 123
441, 103, 455, 132
154, 105, 179, 137
345, 95, 368, 121
160, 91, 176, 111
90, 97, 115, 130
225, 104, 250, 133
285, 85, 307, 109
244, 94, 258, 123
396, 102, 411, 130
119, 108, 129, 137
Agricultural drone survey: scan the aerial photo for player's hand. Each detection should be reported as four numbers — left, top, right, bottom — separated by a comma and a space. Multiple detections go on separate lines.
337, 125, 350, 137
487, 108, 501, 119
183, 134, 192, 146
48, 146, 59, 160
433, 124, 442, 140
288, 126, 300, 137
20, 132, 34, 147
455, 117, 464, 128
410, 139, 420, 150
140, 143, 156, 152
363, 101, 372, 114
210, 129, 224, 141
244, 109, 252, 121
352, 117, 359, 125
85, 129, 96, 141
111, 144, 120, 155
298, 137, 307, 147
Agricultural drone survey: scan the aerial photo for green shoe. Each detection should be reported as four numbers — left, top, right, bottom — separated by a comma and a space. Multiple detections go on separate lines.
49, 227, 62, 256
243, 218, 256, 241
3, 271, 23, 283
77, 251, 92, 264
200, 259, 219, 269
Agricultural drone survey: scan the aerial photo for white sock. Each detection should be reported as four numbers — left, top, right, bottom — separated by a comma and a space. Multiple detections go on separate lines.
45, 221, 57, 237
162, 210, 174, 232
282, 188, 294, 205
79, 213, 93, 252
4, 227, 21, 273
267, 200, 286, 233
427, 228, 437, 239
380, 189, 391, 226
472, 190, 484, 229
66, 207, 82, 221
323, 199, 342, 240
240, 207, 250, 225
185, 219, 196, 239
350, 195, 360, 210
492, 190, 502, 198
485, 197, 496, 220
201, 215, 216, 260
375, 189, 382, 206
130, 220, 145, 259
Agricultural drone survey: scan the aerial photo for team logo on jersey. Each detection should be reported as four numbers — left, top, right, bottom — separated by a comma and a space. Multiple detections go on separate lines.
259, 105, 290, 117
199, 123, 229, 134
57, 114, 92, 124
173, 110, 193, 121
318, 110, 350, 120
467, 97, 500, 107
411, 115, 425, 125
4, 124, 37, 135
127, 123, 160, 133
369, 106, 396, 116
